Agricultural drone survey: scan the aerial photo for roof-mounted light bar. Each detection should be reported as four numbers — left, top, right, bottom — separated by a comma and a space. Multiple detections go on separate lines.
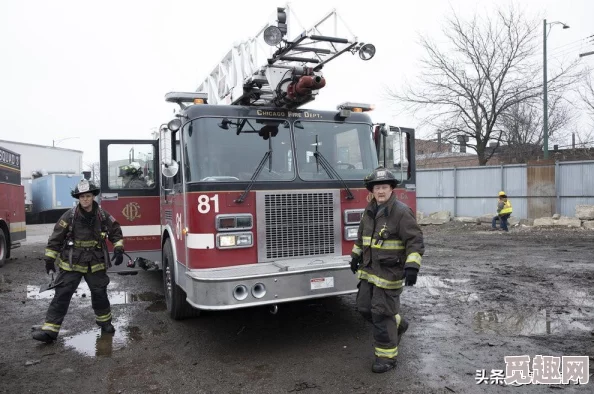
165, 92, 209, 109
337, 102, 375, 112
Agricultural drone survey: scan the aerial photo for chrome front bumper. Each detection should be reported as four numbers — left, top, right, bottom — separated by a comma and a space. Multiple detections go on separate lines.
183, 256, 358, 310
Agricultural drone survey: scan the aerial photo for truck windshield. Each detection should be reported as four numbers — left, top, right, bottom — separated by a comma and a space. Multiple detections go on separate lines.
183, 117, 294, 182
293, 120, 377, 180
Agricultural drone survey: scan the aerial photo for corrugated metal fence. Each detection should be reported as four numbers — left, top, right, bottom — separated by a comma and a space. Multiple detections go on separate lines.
416, 160, 594, 219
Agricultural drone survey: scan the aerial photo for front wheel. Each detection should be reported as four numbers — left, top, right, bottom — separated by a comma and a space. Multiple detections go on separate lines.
162, 238, 199, 320
0, 231, 6, 268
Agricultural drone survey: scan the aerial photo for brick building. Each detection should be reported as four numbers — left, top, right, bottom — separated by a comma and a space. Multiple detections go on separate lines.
415, 138, 594, 169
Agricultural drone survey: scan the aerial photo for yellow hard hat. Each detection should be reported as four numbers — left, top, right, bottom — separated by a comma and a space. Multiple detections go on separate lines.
498, 191, 506, 196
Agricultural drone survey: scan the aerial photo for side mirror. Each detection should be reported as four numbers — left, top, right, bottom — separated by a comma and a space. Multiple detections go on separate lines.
162, 161, 179, 178
160, 127, 179, 178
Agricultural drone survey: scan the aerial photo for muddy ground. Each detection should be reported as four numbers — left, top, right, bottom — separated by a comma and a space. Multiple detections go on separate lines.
0, 223, 592, 394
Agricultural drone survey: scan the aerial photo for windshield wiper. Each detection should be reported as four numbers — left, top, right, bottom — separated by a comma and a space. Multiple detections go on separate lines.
312, 135, 354, 200
235, 137, 273, 204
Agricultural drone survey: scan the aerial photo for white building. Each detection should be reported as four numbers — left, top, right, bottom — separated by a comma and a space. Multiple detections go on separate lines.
0, 139, 83, 208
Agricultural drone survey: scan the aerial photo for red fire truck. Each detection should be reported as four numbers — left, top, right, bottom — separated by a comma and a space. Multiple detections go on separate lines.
98, 7, 416, 319
0, 146, 26, 267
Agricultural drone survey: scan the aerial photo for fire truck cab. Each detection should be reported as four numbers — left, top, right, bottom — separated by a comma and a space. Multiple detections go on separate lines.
99, 100, 416, 319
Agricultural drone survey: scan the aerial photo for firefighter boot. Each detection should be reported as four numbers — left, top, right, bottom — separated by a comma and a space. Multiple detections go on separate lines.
32, 329, 57, 344
398, 318, 409, 338
372, 357, 397, 373
98, 322, 116, 333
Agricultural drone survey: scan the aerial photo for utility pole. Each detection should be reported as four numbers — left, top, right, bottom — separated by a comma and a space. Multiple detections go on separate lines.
543, 19, 570, 160
543, 20, 548, 159
437, 131, 442, 152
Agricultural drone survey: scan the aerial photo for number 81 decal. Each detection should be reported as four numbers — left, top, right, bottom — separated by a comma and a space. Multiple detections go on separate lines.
197, 194, 219, 214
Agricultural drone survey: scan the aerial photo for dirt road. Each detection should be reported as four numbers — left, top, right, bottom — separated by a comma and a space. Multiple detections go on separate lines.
0, 223, 592, 393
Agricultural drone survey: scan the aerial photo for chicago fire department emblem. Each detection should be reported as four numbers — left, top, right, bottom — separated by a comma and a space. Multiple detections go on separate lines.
122, 202, 141, 222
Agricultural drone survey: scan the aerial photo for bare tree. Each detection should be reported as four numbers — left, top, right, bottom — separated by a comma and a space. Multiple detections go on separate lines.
84, 161, 101, 185
499, 94, 574, 162
578, 69, 594, 127
389, 6, 581, 165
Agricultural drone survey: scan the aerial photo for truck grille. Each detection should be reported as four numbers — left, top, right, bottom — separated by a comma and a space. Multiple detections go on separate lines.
263, 192, 336, 259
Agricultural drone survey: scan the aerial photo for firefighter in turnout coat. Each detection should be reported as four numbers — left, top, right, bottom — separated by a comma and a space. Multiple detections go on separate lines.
350, 167, 425, 373
120, 162, 149, 188
32, 179, 125, 343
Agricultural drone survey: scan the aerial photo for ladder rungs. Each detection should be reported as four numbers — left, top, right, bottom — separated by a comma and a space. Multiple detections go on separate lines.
310, 35, 349, 44
277, 56, 320, 63
292, 46, 332, 54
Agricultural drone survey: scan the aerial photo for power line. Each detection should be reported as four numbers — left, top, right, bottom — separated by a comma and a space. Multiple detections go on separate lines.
548, 36, 593, 52
516, 34, 594, 62
538, 35, 594, 54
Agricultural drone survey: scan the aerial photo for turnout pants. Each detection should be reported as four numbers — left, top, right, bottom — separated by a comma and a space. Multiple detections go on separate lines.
356, 280, 403, 359
40, 269, 112, 336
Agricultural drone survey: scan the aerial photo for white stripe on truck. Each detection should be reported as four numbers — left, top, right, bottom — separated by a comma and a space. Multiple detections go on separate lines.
186, 233, 215, 249
10, 221, 26, 233
121, 225, 161, 237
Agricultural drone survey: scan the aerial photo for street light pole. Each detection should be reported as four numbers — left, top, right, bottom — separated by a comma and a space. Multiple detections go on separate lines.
52, 137, 80, 147
543, 19, 570, 160
542, 19, 549, 160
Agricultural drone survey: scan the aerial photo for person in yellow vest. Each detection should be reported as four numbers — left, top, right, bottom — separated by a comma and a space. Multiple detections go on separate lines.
491, 191, 513, 232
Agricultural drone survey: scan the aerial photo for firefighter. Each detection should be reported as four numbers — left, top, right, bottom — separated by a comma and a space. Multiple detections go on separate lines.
120, 162, 149, 188
32, 179, 125, 343
350, 167, 425, 373
491, 191, 513, 232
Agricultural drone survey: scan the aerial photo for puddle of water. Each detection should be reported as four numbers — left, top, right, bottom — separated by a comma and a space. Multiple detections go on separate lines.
442, 279, 471, 284
27, 283, 163, 306
109, 291, 164, 305
416, 276, 453, 289
62, 316, 142, 358
146, 300, 166, 312
560, 289, 594, 308
415, 276, 452, 296
27, 283, 92, 300
473, 308, 593, 336
413, 276, 479, 302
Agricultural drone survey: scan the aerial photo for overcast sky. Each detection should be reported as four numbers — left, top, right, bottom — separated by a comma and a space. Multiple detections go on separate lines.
1, 0, 593, 166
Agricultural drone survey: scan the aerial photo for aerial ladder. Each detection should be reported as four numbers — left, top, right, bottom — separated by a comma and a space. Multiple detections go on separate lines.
195, 5, 376, 109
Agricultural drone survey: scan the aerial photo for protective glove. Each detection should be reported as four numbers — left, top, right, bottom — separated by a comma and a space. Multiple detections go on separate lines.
404, 268, 418, 286
350, 255, 362, 274
44, 257, 56, 274
111, 246, 124, 266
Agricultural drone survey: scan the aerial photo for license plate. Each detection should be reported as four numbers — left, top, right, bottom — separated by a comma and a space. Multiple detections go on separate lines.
310, 277, 334, 290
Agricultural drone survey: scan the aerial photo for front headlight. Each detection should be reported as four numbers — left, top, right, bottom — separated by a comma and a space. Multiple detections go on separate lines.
216, 232, 253, 249
344, 226, 359, 241
236, 234, 252, 246
219, 235, 237, 247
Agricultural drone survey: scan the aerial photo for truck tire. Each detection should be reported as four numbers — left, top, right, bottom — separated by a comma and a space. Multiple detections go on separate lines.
0, 231, 7, 268
162, 238, 199, 320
